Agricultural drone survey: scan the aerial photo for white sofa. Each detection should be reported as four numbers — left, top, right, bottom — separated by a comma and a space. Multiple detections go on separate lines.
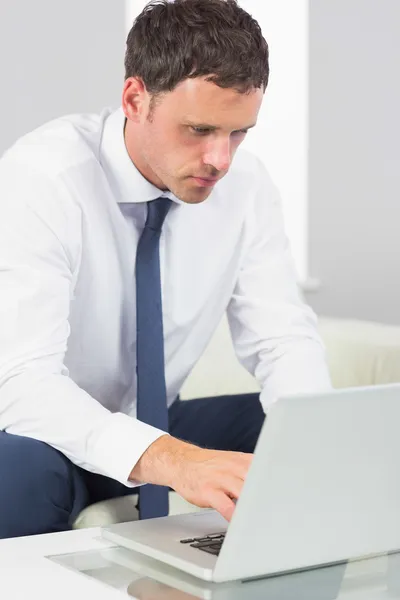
73, 315, 400, 528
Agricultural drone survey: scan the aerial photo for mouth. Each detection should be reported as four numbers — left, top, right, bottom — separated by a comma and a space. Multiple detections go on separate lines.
191, 176, 219, 187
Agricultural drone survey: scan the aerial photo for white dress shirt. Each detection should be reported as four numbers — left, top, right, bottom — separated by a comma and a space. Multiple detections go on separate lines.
0, 107, 331, 486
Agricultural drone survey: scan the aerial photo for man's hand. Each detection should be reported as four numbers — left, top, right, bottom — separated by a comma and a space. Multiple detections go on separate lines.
129, 435, 253, 522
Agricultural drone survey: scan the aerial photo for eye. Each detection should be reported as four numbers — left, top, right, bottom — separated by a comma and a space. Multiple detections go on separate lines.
190, 126, 249, 136
191, 127, 211, 135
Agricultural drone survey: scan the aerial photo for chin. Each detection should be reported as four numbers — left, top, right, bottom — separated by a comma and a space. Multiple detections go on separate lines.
181, 190, 211, 204
171, 182, 212, 204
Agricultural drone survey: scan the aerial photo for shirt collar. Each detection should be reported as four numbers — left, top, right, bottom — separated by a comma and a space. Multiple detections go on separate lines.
99, 107, 183, 205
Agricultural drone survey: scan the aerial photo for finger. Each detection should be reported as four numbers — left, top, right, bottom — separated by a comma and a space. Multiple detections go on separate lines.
207, 490, 236, 522
219, 475, 244, 500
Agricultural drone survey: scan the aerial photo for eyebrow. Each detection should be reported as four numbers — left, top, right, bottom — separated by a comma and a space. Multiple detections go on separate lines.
184, 121, 257, 132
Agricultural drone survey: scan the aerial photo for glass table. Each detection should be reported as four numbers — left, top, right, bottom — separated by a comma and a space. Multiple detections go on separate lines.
48, 544, 400, 600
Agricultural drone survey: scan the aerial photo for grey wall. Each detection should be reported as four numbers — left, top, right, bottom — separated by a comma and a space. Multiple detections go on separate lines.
0, 1, 126, 155
306, 0, 400, 324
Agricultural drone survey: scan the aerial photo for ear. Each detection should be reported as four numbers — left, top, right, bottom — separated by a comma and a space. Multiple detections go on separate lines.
122, 77, 148, 123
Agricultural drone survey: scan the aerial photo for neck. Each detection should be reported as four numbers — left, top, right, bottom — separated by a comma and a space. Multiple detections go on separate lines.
123, 119, 167, 190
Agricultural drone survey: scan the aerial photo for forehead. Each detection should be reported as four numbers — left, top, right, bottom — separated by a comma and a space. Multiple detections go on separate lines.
158, 76, 264, 124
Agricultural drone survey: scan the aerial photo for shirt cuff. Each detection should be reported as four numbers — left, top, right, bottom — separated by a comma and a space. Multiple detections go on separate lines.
85, 412, 169, 487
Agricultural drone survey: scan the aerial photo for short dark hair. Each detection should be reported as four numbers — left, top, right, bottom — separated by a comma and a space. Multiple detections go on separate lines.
124, 0, 269, 97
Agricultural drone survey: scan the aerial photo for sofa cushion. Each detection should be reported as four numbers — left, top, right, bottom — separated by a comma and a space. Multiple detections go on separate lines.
319, 317, 400, 388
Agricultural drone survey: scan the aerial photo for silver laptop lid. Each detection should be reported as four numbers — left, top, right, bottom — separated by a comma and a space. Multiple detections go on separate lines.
214, 384, 400, 582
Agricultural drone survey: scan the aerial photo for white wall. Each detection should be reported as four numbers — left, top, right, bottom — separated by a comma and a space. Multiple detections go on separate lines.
306, 0, 400, 324
0, 0, 126, 155
223, 0, 310, 283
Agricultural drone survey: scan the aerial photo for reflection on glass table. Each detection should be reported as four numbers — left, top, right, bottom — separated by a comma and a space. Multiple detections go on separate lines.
48, 545, 400, 600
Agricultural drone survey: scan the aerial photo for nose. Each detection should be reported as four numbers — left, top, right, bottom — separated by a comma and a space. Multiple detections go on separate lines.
203, 138, 231, 173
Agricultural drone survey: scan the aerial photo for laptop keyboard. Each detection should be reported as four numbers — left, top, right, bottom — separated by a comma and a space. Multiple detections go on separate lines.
179, 532, 226, 556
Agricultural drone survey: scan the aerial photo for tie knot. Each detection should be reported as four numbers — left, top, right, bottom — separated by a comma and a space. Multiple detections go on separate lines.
145, 197, 172, 232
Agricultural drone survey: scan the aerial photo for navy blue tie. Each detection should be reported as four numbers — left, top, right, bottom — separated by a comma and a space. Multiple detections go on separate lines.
136, 197, 172, 520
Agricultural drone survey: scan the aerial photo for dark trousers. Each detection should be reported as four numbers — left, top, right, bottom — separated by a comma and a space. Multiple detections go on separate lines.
0, 393, 264, 539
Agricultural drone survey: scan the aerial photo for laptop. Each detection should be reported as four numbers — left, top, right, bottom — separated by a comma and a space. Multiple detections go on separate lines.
102, 383, 400, 583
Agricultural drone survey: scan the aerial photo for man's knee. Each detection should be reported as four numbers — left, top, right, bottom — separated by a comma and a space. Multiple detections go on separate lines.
0, 432, 88, 539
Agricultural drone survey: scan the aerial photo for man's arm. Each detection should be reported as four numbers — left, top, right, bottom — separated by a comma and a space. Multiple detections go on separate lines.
227, 158, 332, 411
0, 158, 251, 520
0, 158, 166, 485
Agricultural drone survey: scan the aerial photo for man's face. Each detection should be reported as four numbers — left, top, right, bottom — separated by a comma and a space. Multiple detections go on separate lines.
123, 76, 264, 204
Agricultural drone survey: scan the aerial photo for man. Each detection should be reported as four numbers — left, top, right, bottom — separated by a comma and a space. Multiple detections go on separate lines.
0, 0, 331, 539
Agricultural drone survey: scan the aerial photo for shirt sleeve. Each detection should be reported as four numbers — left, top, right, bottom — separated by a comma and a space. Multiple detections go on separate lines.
227, 158, 332, 412
0, 158, 166, 486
